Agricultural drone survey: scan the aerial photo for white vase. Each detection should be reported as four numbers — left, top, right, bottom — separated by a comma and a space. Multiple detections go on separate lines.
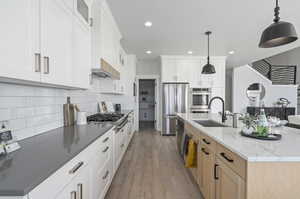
242, 126, 254, 135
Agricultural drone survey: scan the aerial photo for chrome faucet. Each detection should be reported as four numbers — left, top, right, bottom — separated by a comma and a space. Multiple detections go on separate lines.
208, 96, 227, 123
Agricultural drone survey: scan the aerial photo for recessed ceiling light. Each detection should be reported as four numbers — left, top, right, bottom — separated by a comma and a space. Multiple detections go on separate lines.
229, 51, 235, 55
146, 50, 152, 54
144, 21, 152, 27
187, 51, 193, 55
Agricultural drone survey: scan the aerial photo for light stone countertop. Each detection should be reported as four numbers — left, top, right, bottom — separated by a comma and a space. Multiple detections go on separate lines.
177, 113, 300, 162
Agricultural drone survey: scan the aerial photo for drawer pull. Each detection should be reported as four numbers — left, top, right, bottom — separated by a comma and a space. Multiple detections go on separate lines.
34, 53, 41, 72
214, 164, 219, 180
220, 152, 234, 163
202, 138, 211, 145
77, 183, 83, 199
201, 148, 210, 155
102, 171, 109, 180
71, 191, 77, 199
102, 137, 109, 143
69, 161, 84, 174
102, 146, 109, 153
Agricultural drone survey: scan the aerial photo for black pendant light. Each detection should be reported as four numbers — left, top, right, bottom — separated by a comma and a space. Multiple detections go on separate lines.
202, 31, 216, 74
259, 0, 298, 48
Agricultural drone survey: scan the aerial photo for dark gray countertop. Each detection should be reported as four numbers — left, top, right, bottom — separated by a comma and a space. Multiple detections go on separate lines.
0, 110, 133, 196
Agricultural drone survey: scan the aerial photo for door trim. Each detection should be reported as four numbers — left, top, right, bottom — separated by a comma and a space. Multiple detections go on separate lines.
136, 75, 160, 132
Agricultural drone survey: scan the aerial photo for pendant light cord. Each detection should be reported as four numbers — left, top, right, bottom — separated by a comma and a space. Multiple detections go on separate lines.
206, 32, 211, 64
274, 0, 280, 23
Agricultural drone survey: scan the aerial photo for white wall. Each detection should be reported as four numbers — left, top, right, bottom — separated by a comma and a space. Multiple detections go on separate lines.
233, 65, 298, 113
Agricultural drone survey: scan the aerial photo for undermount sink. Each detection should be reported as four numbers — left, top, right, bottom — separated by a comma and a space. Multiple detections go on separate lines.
193, 120, 229, 127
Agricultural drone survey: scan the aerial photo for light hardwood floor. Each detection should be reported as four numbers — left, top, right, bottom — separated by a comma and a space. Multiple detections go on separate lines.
105, 129, 203, 199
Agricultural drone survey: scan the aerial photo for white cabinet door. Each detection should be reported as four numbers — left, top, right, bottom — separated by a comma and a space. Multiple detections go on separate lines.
40, 0, 73, 86
211, 59, 226, 87
91, 0, 102, 68
72, 17, 91, 89
0, 0, 41, 82
176, 60, 191, 83
54, 182, 76, 199
73, 167, 90, 199
55, 167, 90, 199
161, 59, 178, 82
100, 6, 115, 66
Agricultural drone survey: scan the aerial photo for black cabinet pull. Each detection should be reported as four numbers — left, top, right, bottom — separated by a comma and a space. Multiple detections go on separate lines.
220, 152, 234, 163
102, 171, 109, 180
201, 148, 210, 155
214, 164, 219, 180
102, 146, 109, 153
102, 137, 109, 143
202, 138, 210, 145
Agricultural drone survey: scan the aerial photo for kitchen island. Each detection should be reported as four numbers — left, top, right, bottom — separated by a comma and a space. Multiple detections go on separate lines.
177, 113, 300, 199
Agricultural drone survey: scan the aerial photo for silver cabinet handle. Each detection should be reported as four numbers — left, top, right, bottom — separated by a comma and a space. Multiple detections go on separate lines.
77, 183, 83, 199
69, 161, 84, 174
102, 171, 109, 180
71, 191, 77, 199
102, 146, 109, 153
43, 56, 49, 74
102, 137, 109, 143
34, 53, 41, 72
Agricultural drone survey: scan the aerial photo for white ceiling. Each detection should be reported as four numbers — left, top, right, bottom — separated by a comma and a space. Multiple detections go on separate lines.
107, 0, 300, 68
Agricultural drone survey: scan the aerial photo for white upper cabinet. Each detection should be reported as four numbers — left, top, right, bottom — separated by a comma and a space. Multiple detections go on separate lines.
0, 0, 91, 89
161, 56, 226, 88
0, 0, 41, 82
72, 0, 91, 89
161, 58, 178, 82
40, 0, 73, 86
91, 0, 122, 69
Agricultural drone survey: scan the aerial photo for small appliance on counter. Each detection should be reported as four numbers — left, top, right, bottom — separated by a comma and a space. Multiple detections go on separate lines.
76, 111, 87, 125
115, 104, 121, 112
63, 97, 76, 126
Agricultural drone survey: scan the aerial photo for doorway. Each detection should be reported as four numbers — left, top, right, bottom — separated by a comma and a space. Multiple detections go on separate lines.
138, 79, 156, 131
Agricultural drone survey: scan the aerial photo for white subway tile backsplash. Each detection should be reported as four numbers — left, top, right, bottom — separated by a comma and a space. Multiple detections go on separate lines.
0, 82, 100, 140
0, 109, 10, 121
0, 97, 27, 108
10, 119, 26, 131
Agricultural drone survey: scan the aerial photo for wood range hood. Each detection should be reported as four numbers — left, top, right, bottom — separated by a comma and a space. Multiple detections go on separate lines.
92, 58, 120, 80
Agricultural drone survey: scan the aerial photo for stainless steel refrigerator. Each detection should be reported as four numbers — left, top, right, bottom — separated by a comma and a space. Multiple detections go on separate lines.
162, 83, 189, 135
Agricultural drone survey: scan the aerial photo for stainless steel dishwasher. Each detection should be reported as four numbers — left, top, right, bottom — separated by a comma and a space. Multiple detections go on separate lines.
176, 117, 185, 157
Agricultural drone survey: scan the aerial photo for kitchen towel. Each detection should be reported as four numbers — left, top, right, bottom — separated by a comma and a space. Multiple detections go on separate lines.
185, 139, 197, 168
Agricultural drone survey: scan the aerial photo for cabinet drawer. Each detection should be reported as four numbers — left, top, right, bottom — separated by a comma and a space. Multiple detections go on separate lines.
200, 133, 216, 153
216, 143, 246, 179
29, 147, 90, 199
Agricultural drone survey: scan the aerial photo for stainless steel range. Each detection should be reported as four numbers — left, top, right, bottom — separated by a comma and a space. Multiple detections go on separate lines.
87, 113, 124, 123
87, 113, 128, 130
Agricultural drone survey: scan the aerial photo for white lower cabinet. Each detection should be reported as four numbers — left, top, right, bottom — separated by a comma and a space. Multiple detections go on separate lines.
27, 113, 135, 199
55, 166, 90, 199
